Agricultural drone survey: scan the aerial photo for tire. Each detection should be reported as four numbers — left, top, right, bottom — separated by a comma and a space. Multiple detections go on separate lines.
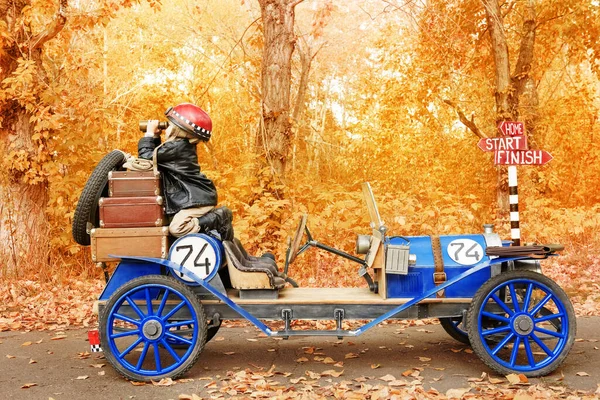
72, 150, 126, 246
466, 270, 576, 377
99, 275, 207, 382
439, 317, 470, 345
206, 323, 221, 343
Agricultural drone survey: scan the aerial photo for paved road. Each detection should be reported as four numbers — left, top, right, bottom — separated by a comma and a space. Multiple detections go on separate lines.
1, 317, 598, 400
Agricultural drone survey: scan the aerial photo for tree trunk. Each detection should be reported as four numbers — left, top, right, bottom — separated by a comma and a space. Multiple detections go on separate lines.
0, 0, 66, 274
482, 0, 538, 217
256, 0, 302, 181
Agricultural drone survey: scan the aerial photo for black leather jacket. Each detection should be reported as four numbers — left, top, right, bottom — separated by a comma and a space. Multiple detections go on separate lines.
138, 137, 217, 215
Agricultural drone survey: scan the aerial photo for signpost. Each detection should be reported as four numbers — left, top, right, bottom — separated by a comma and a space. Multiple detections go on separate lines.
477, 136, 528, 152
494, 150, 553, 165
498, 121, 525, 136
477, 121, 553, 246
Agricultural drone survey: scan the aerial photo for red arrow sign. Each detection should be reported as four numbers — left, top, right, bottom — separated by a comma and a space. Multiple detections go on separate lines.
498, 121, 525, 136
494, 150, 553, 165
478, 136, 528, 152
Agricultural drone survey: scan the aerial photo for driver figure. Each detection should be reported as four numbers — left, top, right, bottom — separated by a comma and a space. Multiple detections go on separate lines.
139, 103, 233, 240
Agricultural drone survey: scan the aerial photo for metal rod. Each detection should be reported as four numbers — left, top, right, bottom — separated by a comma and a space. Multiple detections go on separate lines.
311, 241, 366, 265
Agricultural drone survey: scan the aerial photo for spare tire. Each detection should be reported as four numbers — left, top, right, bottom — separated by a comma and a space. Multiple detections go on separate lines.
72, 151, 126, 246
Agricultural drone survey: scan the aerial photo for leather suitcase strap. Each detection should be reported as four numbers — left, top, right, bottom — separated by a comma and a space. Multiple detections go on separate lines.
431, 236, 446, 298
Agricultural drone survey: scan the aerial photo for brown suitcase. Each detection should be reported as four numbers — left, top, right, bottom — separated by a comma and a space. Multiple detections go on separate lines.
108, 170, 161, 197
90, 227, 170, 262
99, 196, 165, 228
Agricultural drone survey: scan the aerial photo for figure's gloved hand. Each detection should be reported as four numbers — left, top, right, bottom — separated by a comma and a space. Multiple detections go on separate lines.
145, 120, 160, 138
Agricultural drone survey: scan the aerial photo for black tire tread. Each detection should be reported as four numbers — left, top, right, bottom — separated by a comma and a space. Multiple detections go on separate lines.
439, 317, 470, 345
99, 275, 207, 382
72, 150, 125, 246
466, 270, 576, 377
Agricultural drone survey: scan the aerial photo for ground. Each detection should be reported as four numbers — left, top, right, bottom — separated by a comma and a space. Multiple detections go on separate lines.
1, 318, 599, 400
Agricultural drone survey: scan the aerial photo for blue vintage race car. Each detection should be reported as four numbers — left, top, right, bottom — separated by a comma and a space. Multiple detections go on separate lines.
74, 154, 575, 382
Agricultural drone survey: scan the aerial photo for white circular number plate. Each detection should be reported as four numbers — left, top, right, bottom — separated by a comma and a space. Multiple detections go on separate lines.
169, 235, 217, 282
447, 238, 484, 265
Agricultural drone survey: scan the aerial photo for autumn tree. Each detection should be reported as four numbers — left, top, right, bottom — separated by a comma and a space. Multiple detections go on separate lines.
0, 0, 68, 270
256, 0, 304, 184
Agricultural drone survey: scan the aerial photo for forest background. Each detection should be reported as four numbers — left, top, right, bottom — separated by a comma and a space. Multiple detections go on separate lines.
1, 0, 600, 327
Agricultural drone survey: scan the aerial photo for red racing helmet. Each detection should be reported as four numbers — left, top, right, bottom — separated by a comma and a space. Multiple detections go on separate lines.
165, 103, 212, 141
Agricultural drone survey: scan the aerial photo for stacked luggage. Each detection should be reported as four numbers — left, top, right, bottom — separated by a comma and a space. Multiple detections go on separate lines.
91, 171, 170, 262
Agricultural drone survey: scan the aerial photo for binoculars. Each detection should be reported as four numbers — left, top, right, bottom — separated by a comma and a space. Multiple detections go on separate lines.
139, 121, 169, 132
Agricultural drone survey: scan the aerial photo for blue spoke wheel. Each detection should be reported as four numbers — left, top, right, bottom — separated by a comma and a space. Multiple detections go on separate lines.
99, 275, 207, 382
467, 270, 576, 377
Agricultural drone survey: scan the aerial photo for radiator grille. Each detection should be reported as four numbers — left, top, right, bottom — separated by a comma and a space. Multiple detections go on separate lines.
385, 244, 410, 275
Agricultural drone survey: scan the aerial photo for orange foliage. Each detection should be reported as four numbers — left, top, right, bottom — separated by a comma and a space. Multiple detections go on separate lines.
0, 0, 599, 291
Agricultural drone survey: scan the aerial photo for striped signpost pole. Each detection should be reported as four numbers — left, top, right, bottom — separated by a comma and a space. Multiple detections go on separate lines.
508, 166, 520, 246
477, 121, 553, 247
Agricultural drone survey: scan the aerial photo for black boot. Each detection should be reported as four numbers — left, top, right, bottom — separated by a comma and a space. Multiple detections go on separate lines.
197, 207, 234, 241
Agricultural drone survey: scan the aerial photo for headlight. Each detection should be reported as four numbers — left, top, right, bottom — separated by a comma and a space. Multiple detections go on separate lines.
356, 235, 371, 254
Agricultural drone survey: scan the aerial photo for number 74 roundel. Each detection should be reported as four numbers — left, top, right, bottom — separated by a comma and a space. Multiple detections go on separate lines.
168, 234, 222, 284
446, 238, 484, 266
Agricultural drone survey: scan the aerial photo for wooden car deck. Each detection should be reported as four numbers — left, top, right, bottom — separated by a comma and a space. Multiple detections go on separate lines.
201, 288, 470, 305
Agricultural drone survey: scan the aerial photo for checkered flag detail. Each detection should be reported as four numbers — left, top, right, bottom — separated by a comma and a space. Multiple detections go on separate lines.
91, 344, 102, 353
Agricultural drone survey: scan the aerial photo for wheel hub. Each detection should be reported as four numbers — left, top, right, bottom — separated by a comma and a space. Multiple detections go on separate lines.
513, 314, 534, 335
142, 319, 163, 340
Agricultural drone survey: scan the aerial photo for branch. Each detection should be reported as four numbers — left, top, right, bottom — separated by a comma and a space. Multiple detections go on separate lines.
443, 99, 488, 139
29, 0, 67, 51
289, 0, 304, 9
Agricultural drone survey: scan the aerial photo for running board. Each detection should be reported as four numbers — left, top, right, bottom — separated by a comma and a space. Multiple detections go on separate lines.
269, 330, 356, 339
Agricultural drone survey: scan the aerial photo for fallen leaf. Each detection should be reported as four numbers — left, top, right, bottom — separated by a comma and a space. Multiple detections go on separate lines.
322, 369, 344, 377
506, 374, 521, 385
345, 353, 359, 359
247, 338, 258, 342
371, 364, 381, 369
389, 380, 409, 387
214, 337, 225, 341
323, 357, 336, 364
290, 377, 306, 384
51, 336, 67, 341
98, 371, 105, 376
464, 349, 473, 354
267, 348, 276, 352
305, 370, 320, 380
576, 372, 590, 377
90, 364, 105, 368
6, 355, 15, 359
130, 381, 146, 386
35, 339, 43, 344
514, 393, 535, 400
295, 357, 308, 363
418, 357, 431, 362
450, 348, 463, 353
76, 375, 89, 380
379, 374, 396, 382
223, 352, 235, 355
22, 341, 32, 346
334, 361, 344, 367
489, 377, 504, 384
21, 383, 37, 389
446, 388, 471, 398
179, 395, 193, 400
152, 378, 175, 386
401, 369, 413, 377
29, 359, 36, 364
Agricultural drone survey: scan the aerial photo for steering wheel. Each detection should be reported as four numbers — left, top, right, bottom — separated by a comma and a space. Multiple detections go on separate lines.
287, 214, 308, 265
